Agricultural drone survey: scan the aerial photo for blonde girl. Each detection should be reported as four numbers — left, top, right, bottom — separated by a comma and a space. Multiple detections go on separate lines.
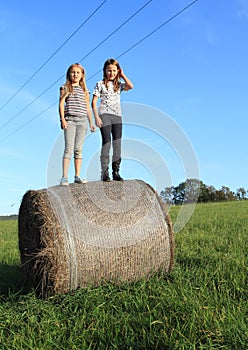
59, 63, 95, 185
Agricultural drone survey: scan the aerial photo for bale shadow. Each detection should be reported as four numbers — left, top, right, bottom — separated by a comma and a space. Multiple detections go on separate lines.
0, 262, 25, 296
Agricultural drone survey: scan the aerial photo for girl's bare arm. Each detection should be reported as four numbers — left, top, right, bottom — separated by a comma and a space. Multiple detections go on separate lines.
120, 68, 133, 91
91, 95, 103, 128
59, 88, 68, 129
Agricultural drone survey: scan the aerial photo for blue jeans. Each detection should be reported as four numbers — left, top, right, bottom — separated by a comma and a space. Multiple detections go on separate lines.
63, 119, 88, 159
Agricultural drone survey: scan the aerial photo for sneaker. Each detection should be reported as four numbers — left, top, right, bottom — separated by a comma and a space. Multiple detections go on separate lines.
74, 176, 87, 184
60, 177, 68, 186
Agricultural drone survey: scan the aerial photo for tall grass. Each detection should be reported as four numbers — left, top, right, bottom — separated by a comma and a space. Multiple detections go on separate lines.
0, 201, 247, 349
0, 220, 21, 294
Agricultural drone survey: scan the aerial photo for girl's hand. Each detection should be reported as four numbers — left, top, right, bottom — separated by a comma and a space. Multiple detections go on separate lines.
95, 116, 103, 128
90, 124, 96, 132
119, 68, 124, 78
60, 119, 68, 130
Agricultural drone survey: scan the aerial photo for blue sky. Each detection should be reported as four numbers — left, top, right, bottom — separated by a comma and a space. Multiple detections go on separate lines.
0, 0, 247, 215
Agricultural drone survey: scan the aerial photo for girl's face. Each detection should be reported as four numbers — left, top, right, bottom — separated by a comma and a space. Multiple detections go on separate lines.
105, 64, 119, 81
70, 66, 83, 85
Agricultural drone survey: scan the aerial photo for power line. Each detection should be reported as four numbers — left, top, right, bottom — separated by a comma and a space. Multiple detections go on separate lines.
87, 0, 200, 81
77, 0, 153, 63
0, 76, 63, 132
0, 0, 153, 132
117, 0, 200, 60
0, 0, 200, 144
0, 102, 57, 144
0, 0, 108, 114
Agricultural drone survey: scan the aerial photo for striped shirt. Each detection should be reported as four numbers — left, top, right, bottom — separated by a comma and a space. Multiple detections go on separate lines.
61, 85, 88, 120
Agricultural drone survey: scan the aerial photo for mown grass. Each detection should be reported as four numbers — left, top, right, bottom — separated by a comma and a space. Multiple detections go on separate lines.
0, 201, 247, 349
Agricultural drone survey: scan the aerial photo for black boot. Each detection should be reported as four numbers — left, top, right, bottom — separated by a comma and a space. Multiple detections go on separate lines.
101, 167, 110, 182
101, 156, 110, 182
112, 159, 123, 181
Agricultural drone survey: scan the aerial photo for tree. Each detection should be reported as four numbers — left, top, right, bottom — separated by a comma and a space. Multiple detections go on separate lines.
183, 178, 201, 204
161, 178, 201, 205
217, 186, 236, 201
197, 182, 209, 202
173, 181, 186, 205
160, 179, 245, 204
236, 187, 247, 200
206, 185, 217, 202
160, 187, 174, 205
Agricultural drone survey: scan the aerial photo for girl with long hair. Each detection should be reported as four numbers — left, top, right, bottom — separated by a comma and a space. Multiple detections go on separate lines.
92, 58, 133, 181
59, 63, 95, 185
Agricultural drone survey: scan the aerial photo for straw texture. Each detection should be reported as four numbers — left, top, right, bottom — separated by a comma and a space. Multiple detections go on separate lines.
18, 180, 174, 297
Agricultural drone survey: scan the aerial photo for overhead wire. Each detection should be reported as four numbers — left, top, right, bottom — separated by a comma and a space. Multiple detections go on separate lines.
0, 0, 200, 144
0, 0, 108, 114
88, 0, 200, 81
0, 101, 58, 143
0, 0, 153, 133
78, 0, 153, 64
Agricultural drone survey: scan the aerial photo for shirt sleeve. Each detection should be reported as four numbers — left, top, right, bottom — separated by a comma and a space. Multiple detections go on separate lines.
93, 81, 101, 97
120, 82, 126, 92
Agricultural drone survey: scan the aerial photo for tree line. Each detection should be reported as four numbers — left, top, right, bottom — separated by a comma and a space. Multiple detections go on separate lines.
0, 214, 18, 220
160, 178, 248, 205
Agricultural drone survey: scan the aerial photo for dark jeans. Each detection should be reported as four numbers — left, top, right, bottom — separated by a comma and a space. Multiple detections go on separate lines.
100, 114, 122, 168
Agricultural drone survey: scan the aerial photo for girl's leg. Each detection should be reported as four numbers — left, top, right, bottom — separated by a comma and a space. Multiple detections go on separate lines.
74, 119, 87, 178
100, 114, 112, 180
111, 116, 123, 180
112, 117, 122, 162
74, 158, 82, 177
62, 158, 70, 178
62, 121, 75, 179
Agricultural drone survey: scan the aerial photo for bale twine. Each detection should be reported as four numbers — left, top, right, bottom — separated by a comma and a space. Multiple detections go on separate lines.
18, 180, 174, 297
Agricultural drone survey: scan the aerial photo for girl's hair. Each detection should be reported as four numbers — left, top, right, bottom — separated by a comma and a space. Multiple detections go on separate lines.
65, 63, 89, 97
103, 58, 121, 92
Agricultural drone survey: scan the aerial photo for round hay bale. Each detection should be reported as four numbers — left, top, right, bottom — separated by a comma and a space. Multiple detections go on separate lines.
18, 180, 174, 297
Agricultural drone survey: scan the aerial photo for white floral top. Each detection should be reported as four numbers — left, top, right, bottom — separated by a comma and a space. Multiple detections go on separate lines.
93, 80, 126, 117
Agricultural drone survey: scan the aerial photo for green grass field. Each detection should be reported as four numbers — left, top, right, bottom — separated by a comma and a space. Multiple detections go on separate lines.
0, 201, 247, 349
